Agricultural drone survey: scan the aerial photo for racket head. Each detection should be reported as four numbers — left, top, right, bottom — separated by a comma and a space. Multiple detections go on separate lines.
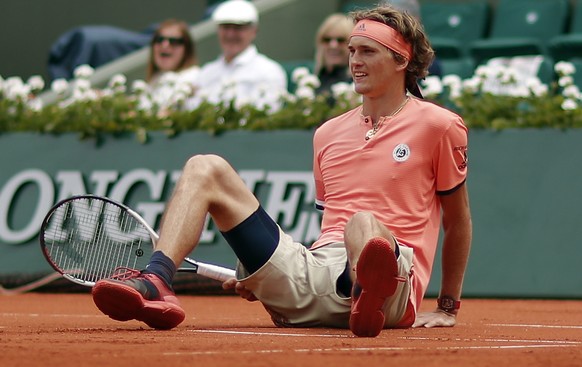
39, 195, 155, 286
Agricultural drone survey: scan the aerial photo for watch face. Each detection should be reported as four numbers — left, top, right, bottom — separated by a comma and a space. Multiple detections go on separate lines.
441, 298, 454, 309
438, 296, 459, 312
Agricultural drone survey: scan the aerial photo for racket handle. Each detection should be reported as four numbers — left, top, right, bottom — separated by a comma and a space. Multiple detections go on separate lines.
189, 259, 236, 282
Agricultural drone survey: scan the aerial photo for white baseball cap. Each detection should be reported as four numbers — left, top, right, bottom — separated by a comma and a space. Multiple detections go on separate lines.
212, 0, 259, 25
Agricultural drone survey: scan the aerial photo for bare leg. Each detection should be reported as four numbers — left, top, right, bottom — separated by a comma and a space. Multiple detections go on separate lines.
345, 211, 402, 337
343, 211, 396, 283
154, 154, 260, 267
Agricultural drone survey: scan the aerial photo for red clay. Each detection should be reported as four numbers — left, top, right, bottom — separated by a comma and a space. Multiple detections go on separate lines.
1, 293, 581, 367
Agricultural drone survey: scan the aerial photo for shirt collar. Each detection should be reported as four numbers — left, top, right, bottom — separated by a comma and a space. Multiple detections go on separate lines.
222, 44, 258, 66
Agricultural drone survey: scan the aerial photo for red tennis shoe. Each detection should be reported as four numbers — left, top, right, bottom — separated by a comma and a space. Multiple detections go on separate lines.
349, 237, 403, 337
92, 268, 185, 330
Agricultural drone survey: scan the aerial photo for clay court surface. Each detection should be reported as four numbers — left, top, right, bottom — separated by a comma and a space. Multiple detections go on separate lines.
1, 292, 581, 367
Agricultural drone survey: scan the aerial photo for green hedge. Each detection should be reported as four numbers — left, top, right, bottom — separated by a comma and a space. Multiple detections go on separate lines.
2, 61, 582, 143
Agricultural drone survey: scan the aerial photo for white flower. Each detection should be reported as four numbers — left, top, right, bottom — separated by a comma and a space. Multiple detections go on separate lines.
528, 80, 548, 97
73, 64, 95, 79
297, 74, 321, 89
136, 95, 153, 110
561, 98, 578, 110
171, 91, 187, 105
51, 78, 69, 95
462, 77, 481, 94
197, 88, 211, 101
474, 65, 489, 78
291, 67, 310, 84
5, 76, 24, 89
281, 92, 297, 103
295, 85, 315, 100
27, 98, 43, 111
175, 82, 193, 97
499, 68, 518, 85
234, 95, 253, 110
562, 85, 581, 99
420, 76, 443, 97
158, 72, 179, 86
108, 74, 127, 93
559, 76, 574, 88
74, 78, 91, 91
330, 82, 354, 99
218, 79, 237, 103
441, 75, 463, 99
131, 80, 149, 94
71, 86, 98, 102
27, 75, 45, 92
4, 77, 30, 100
509, 85, 530, 97
555, 61, 576, 76
442, 74, 462, 89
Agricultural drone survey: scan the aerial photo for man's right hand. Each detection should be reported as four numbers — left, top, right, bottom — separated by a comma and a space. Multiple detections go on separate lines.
222, 278, 258, 302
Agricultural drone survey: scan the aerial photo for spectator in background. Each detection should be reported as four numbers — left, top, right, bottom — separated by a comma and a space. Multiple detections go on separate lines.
186, 0, 287, 111
313, 13, 353, 96
145, 19, 199, 107
47, 25, 151, 82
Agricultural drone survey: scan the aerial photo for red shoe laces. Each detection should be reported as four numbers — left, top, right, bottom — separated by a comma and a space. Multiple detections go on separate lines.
110, 267, 141, 280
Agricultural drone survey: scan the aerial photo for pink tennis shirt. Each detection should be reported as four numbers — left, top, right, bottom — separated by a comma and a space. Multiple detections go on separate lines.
312, 96, 468, 310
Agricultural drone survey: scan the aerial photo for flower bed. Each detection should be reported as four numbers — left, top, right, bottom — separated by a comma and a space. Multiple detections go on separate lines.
1, 61, 581, 142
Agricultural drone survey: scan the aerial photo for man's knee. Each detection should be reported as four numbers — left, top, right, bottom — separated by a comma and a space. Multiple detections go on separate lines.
346, 211, 378, 229
183, 154, 232, 183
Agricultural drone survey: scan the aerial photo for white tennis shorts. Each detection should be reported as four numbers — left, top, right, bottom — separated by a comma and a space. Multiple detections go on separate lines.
236, 227, 414, 329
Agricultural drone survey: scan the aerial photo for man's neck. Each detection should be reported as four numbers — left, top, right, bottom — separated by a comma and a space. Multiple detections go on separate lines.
362, 89, 408, 121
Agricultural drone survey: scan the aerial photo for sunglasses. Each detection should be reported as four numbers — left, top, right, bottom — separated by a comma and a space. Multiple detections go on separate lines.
153, 35, 185, 46
322, 36, 347, 44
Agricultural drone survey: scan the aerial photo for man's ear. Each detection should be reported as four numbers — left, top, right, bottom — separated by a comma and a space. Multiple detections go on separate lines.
395, 58, 409, 72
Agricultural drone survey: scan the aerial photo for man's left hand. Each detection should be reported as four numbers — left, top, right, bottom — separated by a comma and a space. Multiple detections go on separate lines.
412, 310, 457, 328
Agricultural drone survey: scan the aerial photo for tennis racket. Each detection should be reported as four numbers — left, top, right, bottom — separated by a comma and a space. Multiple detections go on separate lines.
39, 195, 236, 287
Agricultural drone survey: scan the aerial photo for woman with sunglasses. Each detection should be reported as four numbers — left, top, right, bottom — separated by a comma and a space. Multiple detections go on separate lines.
313, 13, 354, 96
146, 19, 199, 106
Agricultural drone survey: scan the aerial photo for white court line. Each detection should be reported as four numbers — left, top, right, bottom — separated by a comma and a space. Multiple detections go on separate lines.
191, 329, 582, 344
164, 343, 578, 356
0, 312, 100, 318
487, 323, 582, 329
401, 336, 580, 345
191, 329, 349, 338
172, 329, 580, 356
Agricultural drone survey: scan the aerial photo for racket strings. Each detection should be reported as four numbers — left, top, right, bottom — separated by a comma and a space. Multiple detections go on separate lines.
42, 197, 153, 285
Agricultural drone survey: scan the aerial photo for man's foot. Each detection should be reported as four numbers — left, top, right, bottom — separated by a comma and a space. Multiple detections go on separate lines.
92, 268, 185, 330
349, 237, 402, 337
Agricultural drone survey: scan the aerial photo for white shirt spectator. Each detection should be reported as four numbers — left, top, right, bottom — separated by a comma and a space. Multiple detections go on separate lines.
138, 66, 200, 110
186, 45, 287, 112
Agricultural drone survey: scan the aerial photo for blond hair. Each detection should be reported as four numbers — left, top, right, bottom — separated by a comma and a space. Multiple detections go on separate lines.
314, 13, 354, 74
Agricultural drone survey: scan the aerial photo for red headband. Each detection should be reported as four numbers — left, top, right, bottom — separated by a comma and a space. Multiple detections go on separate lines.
350, 19, 413, 60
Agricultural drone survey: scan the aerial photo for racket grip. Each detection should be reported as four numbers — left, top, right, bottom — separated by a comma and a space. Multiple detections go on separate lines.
196, 262, 236, 282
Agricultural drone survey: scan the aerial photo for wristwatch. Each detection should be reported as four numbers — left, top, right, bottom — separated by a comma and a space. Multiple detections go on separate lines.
437, 296, 461, 314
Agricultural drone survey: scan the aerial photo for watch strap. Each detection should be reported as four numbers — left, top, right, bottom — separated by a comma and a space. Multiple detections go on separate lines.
437, 296, 461, 314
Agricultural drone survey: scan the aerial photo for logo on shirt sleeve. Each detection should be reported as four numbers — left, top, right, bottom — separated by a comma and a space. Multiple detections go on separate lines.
393, 143, 411, 162
454, 145, 468, 170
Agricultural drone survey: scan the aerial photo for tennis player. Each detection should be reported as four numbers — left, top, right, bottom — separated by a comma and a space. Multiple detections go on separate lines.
92, 4, 472, 337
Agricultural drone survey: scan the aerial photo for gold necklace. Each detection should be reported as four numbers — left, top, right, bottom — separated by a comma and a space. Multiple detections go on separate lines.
364, 96, 409, 141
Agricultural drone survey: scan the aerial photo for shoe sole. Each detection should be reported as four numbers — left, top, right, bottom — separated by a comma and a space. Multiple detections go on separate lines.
349, 237, 399, 337
92, 281, 185, 330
